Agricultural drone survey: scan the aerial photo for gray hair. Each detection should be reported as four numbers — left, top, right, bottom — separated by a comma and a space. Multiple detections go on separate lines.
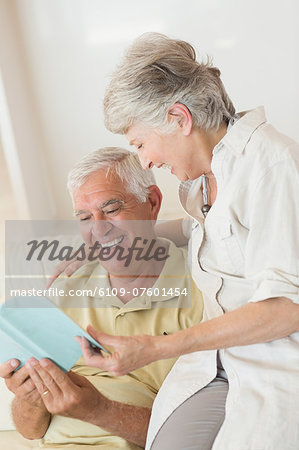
104, 32, 235, 134
67, 147, 156, 203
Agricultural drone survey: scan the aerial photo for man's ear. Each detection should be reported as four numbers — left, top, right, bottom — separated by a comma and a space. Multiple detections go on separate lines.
147, 185, 162, 221
168, 103, 193, 136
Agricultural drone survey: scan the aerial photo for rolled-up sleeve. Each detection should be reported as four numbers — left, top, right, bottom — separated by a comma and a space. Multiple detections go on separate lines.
246, 154, 299, 304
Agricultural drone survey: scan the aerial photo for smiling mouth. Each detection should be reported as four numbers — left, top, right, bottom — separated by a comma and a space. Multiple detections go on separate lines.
161, 164, 172, 171
100, 235, 125, 248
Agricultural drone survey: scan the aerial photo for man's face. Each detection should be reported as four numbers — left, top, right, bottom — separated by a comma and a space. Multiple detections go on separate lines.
73, 169, 158, 275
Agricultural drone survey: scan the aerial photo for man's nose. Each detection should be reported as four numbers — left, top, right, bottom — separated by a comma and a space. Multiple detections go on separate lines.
92, 219, 112, 238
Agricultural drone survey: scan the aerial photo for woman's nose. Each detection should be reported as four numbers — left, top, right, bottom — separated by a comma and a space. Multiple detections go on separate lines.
140, 156, 153, 170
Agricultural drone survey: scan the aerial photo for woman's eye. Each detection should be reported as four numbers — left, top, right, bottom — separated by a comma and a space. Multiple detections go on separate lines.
137, 144, 143, 150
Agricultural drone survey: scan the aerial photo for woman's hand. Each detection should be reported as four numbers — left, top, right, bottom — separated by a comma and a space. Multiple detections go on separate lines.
76, 298, 299, 376
75, 325, 162, 376
46, 255, 88, 289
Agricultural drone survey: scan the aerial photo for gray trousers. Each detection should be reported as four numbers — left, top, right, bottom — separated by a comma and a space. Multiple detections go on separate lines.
151, 356, 228, 450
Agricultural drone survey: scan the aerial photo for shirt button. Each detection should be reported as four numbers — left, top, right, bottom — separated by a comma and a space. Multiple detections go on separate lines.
120, 313, 125, 317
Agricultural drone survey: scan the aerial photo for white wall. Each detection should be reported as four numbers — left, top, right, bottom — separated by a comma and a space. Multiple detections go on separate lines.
0, 0, 56, 220
0, 379, 14, 430
1, 0, 298, 220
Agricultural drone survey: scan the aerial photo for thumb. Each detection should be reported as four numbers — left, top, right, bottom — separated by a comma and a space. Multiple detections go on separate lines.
67, 371, 92, 388
86, 325, 120, 347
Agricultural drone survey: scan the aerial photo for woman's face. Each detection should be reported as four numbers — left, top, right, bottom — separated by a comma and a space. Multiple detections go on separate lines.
126, 123, 200, 181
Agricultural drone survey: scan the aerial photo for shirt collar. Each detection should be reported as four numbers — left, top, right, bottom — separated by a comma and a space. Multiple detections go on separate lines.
178, 107, 268, 217
214, 106, 267, 157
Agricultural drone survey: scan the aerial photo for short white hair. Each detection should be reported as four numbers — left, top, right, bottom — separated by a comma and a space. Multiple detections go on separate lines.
104, 32, 235, 134
67, 147, 156, 203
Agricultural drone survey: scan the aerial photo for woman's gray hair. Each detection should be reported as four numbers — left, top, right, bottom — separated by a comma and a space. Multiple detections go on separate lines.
104, 32, 235, 134
67, 147, 156, 203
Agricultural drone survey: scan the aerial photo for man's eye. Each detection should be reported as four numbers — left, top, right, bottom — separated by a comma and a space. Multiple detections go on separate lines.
79, 217, 90, 221
105, 207, 120, 216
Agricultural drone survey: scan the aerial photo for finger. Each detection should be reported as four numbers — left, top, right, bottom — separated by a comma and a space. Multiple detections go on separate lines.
45, 269, 64, 289
19, 375, 41, 397
5, 365, 37, 398
5, 365, 30, 392
26, 359, 62, 398
25, 359, 50, 396
19, 378, 39, 396
24, 388, 43, 406
45, 259, 74, 289
37, 359, 75, 395
64, 260, 84, 276
75, 339, 120, 372
46, 259, 86, 288
76, 336, 103, 356
75, 336, 105, 363
0, 360, 20, 378
45, 274, 59, 289
67, 370, 92, 388
86, 326, 119, 347
12, 377, 41, 405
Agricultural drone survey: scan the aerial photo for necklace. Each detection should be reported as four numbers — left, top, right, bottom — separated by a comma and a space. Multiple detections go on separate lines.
201, 175, 211, 217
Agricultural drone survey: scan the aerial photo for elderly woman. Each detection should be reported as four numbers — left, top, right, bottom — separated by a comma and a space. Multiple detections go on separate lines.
78, 33, 299, 450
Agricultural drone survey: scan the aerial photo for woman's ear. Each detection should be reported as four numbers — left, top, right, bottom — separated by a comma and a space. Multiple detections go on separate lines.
168, 103, 193, 136
147, 185, 162, 221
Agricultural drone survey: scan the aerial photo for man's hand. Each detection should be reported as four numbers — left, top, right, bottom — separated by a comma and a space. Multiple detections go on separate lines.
0, 359, 19, 379
26, 357, 152, 447
26, 358, 104, 423
0, 359, 45, 409
75, 325, 161, 376
1, 359, 51, 439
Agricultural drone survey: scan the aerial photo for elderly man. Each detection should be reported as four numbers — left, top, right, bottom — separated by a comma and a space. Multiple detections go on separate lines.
0, 147, 203, 449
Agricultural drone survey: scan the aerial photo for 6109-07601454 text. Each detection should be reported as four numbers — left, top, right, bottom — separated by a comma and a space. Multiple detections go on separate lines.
10, 286, 188, 298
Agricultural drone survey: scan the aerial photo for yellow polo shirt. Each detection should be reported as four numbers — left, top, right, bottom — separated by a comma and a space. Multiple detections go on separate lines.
41, 240, 203, 449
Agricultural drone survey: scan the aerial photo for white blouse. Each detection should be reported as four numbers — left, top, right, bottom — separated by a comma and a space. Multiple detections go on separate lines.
146, 107, 299, 450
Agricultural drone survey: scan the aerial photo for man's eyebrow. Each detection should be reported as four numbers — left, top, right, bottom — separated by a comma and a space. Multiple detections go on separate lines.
101, 199, 124, 208
73, 199, 124, 216
73, 209, 87, 217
